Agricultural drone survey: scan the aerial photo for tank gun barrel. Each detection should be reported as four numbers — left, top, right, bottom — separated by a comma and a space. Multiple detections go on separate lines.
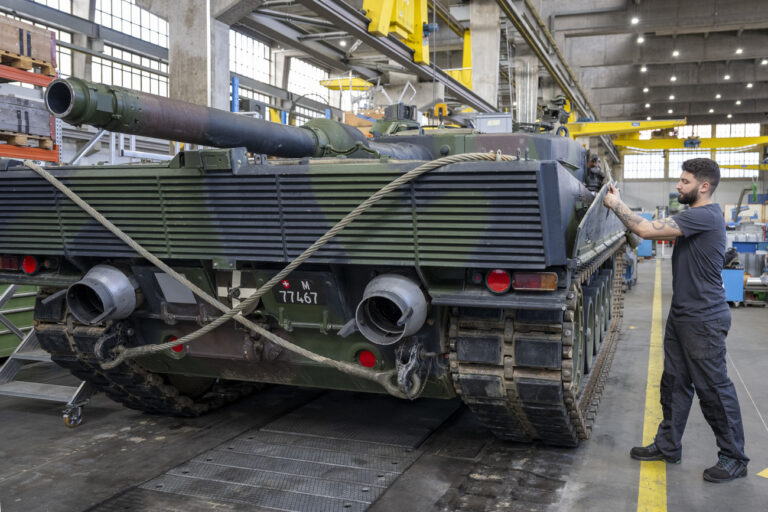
45, 78, 432, 159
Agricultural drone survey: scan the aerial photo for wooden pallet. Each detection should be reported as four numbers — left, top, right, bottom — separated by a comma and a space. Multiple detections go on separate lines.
0, 130, 54, 150
0, 49, 55, 76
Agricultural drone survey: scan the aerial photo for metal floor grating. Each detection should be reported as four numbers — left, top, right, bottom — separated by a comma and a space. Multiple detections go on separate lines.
90, 392, 460, 511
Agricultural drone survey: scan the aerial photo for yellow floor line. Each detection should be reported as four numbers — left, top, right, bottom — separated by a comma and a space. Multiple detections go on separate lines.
637, 258, 667, 512
758, 468, 768, 479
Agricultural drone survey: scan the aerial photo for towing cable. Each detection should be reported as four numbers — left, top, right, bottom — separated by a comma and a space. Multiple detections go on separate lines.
24, 152, 514, 399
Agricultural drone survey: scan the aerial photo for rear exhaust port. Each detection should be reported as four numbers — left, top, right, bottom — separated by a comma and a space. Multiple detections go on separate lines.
355, 274, 427, 345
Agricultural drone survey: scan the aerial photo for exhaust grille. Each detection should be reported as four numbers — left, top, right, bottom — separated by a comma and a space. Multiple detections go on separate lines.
0, 162, 548, 269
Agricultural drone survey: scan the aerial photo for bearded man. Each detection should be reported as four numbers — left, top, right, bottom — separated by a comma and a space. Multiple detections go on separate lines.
603, 158, 749, 483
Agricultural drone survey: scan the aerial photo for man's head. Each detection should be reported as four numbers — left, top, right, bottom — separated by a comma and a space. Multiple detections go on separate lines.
677, 158, 720, 205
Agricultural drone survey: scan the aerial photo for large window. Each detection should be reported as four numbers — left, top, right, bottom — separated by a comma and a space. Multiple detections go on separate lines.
95, 0, 168, 48
715, 151, 760, 179
230, 30, 271, 84
292, 105, 325, 126
91, 45, 168, 96
31, 0, 72, 13
715, 123, 760, 138
623, 152, 665, 179
677, 124, 712, 138
668, 150, 711, 177
287, 58, 330, 103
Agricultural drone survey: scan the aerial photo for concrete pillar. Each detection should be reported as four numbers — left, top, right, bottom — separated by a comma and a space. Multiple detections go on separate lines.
70, 0, 92, 79
469, 0, 500, 108
137, 0, 230, 110
515, 56, 538, 123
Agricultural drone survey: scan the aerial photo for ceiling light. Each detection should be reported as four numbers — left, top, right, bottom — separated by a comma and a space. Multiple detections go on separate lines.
736, 100, 742, 105
643, 87, 649, 93
724, 74, 731, 80
735, 48, 743, 54
340, 40, 347, 47
715, 93, 722, 99
637, 36, 645, 44
631, 17, 639, 25
646, 116, 652, 120
645, 103, 650, 108
762, 59, 768, 65
513, 101, 517, 106
668, 109, 673, 114
670, 75, 677, 82
672, 50, 679, 57
746, 82, 753, 88
708, 108, 714, 113
669, 95, 675, 100
727, 114, 733, 118
640, 66, 647, 72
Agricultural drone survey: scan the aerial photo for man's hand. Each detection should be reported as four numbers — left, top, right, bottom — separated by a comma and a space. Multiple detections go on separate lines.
603, 183, 621, 210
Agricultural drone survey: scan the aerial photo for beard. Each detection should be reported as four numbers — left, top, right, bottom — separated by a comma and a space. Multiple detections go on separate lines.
677, 189, 699, 205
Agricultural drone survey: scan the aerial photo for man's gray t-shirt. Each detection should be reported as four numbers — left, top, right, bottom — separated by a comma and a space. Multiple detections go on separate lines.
670, 203, 730, 321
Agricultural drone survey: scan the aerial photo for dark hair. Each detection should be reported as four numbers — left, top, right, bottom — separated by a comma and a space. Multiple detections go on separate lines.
681, 158, 720, 192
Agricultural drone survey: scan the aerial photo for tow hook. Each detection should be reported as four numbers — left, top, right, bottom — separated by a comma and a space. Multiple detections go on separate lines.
395, 341, 434, 399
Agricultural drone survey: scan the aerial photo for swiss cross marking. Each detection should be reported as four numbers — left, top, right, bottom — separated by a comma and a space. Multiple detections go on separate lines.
281, 280, 290, 289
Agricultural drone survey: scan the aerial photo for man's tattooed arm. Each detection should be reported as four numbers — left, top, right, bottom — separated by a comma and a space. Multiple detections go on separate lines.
604, 187, 683, 240
650, 217, 680, 232
613, 201, 645, 230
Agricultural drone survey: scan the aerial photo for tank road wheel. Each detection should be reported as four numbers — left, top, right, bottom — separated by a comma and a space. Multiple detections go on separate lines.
563, 282, 585, 397
583, 283, 604, 356
599, 268, 614, 323
597, 275, 611, 334
582, 292, 596, 374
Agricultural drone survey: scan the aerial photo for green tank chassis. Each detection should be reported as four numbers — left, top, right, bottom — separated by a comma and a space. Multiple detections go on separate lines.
0, 78, 627, 445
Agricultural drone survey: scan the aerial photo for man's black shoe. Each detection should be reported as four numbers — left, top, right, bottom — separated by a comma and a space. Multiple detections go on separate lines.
703, 455, 748, 483
629, 442, 681, 464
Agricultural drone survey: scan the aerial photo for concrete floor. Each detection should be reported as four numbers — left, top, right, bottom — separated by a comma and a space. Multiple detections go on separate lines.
0, 258, 766, 511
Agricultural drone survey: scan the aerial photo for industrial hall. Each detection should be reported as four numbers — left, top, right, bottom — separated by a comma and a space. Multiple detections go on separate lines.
0, 0, 766, 510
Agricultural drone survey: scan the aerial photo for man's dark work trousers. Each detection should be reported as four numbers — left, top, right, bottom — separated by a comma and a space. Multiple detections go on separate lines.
654, 315, 748, 463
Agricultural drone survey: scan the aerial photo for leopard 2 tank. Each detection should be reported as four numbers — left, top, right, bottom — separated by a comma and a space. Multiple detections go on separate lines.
0, 78, 627, 445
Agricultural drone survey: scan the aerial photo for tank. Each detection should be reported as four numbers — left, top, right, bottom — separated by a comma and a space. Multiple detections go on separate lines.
0, 78, 627, 446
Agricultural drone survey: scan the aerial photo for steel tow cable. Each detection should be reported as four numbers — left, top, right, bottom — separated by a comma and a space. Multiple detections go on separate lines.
24, 151, 514, 398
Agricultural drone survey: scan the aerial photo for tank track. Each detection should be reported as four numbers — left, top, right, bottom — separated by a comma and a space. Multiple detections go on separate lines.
35, 313, 253, 416
449, 241, 626, 446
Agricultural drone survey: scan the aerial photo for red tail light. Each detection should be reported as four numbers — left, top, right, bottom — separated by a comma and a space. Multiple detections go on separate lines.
486, 269, 512, 293
21, 256, 39, 275
358, 349, 377, 368
169, 336, 184, 353
511, 272, 558, 291
0, 256, 19, 271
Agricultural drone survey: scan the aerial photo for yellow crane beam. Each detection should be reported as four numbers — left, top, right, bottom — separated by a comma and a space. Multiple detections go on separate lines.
613, 136, 768, 150
720, 164, 768, 171
567, 119, 687, 138
320, 77, 374, 91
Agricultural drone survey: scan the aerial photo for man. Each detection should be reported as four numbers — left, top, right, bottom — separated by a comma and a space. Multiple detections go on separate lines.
603, 158, 749, 483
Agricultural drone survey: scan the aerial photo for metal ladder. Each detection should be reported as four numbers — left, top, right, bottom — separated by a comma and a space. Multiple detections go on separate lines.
0, 284, 95, 427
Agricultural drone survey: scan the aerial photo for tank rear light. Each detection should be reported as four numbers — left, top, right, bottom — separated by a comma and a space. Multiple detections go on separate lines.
511, 272, 558, 291
358, 349, 377, 368
0, 256, 19, 271
486, 269, 512, 294
169, 336, 184, 353
21, 256, 39, 275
